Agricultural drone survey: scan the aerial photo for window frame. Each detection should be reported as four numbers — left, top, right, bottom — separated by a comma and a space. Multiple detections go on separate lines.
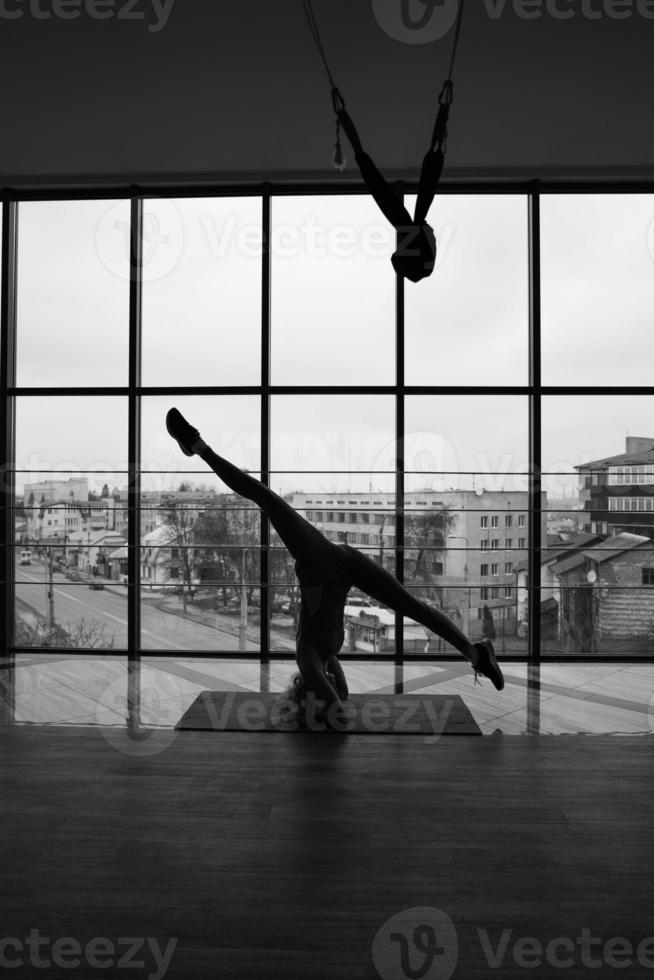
3, 182, 654, 666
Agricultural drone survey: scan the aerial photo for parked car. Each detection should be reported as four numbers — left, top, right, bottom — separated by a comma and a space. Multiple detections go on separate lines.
20, 550, 32, 565
89, 581, 105, 591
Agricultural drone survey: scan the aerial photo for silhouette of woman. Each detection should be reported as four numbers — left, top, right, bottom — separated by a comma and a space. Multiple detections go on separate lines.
166, 408, 504, 727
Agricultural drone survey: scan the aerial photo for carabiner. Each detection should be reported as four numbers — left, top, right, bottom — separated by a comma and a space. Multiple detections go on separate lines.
439, 80, 454, 106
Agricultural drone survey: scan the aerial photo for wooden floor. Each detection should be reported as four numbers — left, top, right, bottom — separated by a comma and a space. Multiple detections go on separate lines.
2, 726, 653, 979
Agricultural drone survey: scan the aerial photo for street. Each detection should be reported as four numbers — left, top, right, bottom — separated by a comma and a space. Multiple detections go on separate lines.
14, 561, 260, 652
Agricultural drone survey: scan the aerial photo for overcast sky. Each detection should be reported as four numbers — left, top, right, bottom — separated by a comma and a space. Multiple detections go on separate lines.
10, 193, 654, 501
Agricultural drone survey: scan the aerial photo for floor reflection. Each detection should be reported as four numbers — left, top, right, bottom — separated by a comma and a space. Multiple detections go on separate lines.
1, 655, 652, 735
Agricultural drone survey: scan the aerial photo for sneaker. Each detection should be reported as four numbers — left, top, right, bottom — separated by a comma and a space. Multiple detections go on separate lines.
472, 639, 504, 691
166, 408, 201, 457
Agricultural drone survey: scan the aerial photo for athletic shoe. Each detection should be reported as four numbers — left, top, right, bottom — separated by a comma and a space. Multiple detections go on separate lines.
166, 407, 201, 457
472, 639, 504, 691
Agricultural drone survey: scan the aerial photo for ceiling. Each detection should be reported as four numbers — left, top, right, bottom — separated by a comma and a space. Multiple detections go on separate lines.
0, 0, 653, 187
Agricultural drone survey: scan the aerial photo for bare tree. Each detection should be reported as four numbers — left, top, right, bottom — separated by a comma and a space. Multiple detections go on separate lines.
161, 502, 198, 614
405, 507, 454, 603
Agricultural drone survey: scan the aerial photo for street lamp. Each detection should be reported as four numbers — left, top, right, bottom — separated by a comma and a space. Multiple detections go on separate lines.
447, 534, 469, 637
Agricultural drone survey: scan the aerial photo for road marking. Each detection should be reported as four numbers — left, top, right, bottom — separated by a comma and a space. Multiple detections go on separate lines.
52, 587, 128, 625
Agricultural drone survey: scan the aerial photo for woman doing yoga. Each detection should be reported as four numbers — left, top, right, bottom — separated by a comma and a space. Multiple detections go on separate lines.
166, 408, 504, 726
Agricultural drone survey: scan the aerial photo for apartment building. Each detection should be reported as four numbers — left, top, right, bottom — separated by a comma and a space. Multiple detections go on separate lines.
576, 436, 654, 539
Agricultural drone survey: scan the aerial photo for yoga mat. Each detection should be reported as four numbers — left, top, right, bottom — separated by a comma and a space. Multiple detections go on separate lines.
176, 691, 481, 736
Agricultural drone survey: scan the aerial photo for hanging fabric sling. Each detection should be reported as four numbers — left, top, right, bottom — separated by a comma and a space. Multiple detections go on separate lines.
303, 0, 466, 284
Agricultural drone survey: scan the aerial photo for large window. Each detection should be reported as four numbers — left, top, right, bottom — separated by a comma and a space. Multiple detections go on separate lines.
3, 190, 654, 661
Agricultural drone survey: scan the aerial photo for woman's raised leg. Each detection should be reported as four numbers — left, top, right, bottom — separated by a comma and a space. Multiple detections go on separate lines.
166, 408, 331, 564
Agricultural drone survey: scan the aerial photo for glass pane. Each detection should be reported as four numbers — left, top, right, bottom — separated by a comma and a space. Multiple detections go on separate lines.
10, 654, 128, 726
271, 395, 395, 492
14, 397, 128, 649
141, 197, 262, 386
404, 195, 528, 386
404, 396, 530, 657
271, 195, 395, 385
542, 194, 654, 385
140, 395, 261, 652
543, 395, 654, 655
16, 200, 130, 386
270, 395, 396, 652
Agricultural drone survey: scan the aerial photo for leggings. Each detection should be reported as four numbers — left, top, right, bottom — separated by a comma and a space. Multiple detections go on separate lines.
199, 444, 475, 670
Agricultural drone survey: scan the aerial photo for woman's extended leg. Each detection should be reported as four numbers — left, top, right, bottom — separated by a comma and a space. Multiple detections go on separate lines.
343, 545, 504, 689
345, 546, 473, 658
166, 408, 332, 564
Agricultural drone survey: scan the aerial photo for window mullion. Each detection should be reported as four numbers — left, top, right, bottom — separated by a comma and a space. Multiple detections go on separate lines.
128, 196, 143, 665
528, 190, 542, 667
395, 210, 405, 670
1, 198, 18, 719
260, 188, 271, 664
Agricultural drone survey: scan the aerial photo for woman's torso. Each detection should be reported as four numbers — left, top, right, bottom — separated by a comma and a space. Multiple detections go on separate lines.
294, 545, 353, 658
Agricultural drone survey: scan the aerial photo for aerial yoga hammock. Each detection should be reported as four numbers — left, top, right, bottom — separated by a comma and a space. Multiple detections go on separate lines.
303, 0, 466, 284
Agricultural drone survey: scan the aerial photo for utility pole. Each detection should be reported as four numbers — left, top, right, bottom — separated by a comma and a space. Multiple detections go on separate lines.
46, 548, 55, 628
238, 548, 248, 651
